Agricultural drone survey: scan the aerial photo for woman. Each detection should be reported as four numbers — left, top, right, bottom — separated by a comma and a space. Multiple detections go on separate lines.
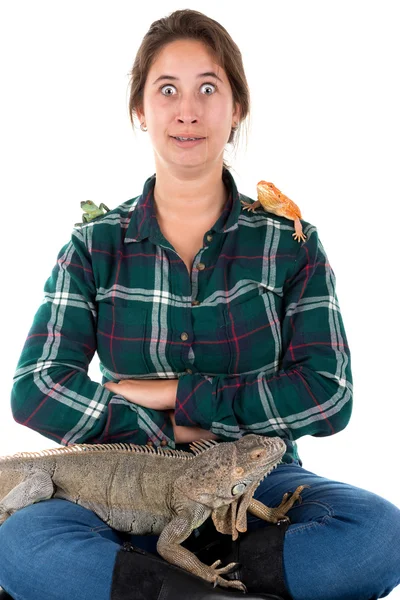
1, 8, 399, 600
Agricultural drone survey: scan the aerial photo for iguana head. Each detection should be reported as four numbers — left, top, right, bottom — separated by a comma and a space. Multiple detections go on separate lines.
174, 434, 286, 540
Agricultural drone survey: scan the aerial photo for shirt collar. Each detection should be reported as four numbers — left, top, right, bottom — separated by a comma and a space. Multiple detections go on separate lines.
124, 166, 241, 244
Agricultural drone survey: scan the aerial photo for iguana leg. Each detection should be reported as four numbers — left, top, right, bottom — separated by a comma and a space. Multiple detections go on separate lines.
247, 485, 309, 524
157, 515, 247, 592
0, 471, 54, 524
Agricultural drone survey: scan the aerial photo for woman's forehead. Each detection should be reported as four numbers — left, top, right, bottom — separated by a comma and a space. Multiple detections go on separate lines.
149, 40, 224, 79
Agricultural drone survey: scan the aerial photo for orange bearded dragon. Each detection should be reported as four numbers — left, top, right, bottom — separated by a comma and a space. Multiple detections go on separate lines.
241, 181, 307, 243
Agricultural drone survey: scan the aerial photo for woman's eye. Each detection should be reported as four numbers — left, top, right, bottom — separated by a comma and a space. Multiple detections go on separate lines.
160, 82, 217, 96
201, 83, 217, 94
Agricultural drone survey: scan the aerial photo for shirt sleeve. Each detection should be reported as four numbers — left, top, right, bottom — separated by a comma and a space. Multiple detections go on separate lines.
174, 226, 353, 442
10, 226, 174, 447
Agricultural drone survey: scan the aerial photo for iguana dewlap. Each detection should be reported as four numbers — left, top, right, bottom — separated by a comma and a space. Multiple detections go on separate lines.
241, 180, 307, 242
0, 435, 306, 592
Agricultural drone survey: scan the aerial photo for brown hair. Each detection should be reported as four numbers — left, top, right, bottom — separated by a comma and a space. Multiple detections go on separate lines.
127, 9, 250, 171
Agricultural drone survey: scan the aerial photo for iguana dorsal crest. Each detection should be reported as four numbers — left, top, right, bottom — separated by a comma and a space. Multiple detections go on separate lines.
0, 439, 220, 462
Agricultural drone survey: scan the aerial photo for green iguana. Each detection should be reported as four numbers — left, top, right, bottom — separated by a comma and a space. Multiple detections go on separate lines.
0, 434, 306, 592
74, 200, 110, 227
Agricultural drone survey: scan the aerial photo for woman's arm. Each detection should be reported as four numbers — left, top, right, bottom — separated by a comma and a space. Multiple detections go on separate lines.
172, 225, 353, 443
10, 227, 173, 447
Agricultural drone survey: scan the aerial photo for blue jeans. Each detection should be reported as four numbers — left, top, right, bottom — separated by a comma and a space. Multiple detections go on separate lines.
0, 461, 399, 600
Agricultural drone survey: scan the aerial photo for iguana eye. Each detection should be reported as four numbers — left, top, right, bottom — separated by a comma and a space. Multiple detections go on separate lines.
232, 482, 246, 495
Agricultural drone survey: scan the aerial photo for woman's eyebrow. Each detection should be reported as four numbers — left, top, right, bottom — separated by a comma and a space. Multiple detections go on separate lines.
152, 71, 223, 85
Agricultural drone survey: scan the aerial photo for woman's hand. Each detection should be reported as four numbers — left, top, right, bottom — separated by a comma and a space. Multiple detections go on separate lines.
103, 379, 178, 411
167, 410, 219, 444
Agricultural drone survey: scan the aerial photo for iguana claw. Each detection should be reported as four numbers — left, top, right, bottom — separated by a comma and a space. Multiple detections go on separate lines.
271, 484, 310, 522
207, 559, 247, 592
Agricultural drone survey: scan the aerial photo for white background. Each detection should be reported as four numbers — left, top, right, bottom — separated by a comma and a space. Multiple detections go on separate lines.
1, 1, 399, 595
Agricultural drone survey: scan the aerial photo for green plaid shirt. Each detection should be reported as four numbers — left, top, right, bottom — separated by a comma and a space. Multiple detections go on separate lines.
11, 168, 353, 463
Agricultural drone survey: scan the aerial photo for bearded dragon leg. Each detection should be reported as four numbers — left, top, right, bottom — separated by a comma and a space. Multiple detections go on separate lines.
157, 515, 247, 592
247, 485, 310, 523
241, 199, 261, 212
292, 217, 307, 242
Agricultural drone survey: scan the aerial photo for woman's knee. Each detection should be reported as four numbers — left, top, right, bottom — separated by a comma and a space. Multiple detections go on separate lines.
333, 490, 400, 597
360, 492, 400, 577
0, 498, 122, 560
0, 499, 124, 597
334, 491, 400, 598
283, 486, 400, 599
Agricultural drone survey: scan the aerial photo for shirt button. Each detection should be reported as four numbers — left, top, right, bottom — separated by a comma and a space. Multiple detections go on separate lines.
196, 262, 205, 270
180, 332, 189, 341
191, 300, 200, 306
160, 440, 168, 446
186, 368, 193, 374
206, 234, 213, 242
147, 439, 154, 446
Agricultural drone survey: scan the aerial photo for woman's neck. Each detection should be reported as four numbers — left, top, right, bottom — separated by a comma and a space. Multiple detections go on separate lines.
152, 166, 228, 225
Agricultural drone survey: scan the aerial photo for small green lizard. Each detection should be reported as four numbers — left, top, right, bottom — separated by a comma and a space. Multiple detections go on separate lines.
74, 200, 110, 227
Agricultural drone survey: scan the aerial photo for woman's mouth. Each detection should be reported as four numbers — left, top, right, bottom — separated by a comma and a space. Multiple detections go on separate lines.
170, 136, 206, 148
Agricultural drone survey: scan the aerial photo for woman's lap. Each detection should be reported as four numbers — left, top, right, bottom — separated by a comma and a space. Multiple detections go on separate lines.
0, 463, 399, 600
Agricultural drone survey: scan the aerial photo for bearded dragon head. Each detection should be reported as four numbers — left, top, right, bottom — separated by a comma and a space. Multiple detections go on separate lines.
174, 434, 286, 540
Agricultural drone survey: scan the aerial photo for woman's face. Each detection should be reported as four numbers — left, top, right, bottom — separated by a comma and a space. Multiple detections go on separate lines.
137, 38, 240, 169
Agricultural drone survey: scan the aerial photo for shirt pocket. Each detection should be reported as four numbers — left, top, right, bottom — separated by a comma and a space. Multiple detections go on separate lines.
218, 292, 283, 375
96, 301, 151, 376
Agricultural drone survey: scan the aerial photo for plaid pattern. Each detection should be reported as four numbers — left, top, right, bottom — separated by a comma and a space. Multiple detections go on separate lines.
11, 168, 352, 463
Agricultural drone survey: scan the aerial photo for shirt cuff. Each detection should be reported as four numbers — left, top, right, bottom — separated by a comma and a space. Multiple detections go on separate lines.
174, 373, 214, 429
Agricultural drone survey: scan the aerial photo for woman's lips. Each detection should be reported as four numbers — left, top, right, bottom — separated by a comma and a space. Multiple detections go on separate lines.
170, 137, 206, 147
